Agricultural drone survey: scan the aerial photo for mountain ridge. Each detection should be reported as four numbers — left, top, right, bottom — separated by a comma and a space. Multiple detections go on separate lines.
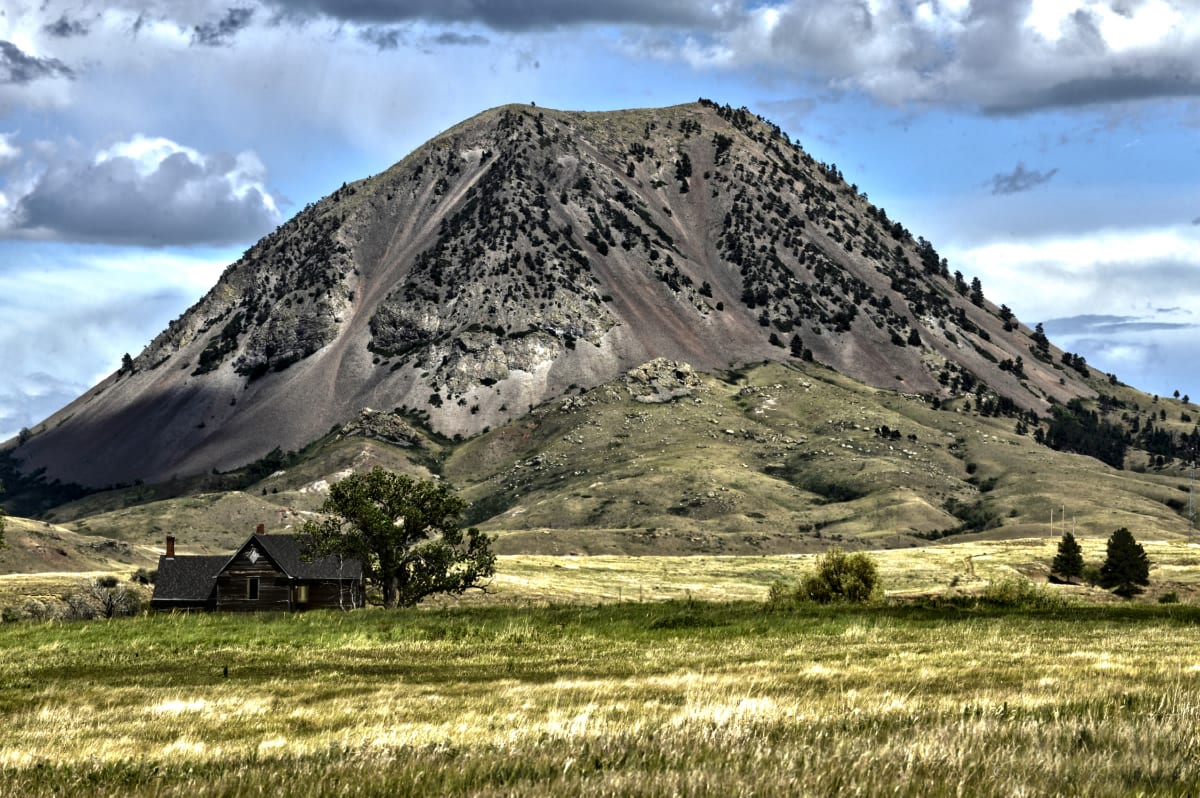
8, 100, 1098, 491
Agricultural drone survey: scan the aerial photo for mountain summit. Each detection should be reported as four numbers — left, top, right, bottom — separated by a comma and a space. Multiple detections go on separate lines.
10, 100, 1094, 487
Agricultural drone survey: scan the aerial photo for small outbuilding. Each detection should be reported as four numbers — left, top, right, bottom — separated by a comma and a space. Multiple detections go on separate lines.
151, 527, 364, 612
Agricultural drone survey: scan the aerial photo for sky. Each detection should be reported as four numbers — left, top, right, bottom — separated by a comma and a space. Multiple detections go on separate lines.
2, 0, 1199, 440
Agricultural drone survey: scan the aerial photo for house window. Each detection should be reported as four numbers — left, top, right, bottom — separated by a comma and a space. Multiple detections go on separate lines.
247, 577, 260, 600
296, 585, 309, 604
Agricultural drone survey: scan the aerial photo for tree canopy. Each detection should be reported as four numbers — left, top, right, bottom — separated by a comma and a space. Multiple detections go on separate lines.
1099, 527, 1150, 599
301, 468, 494, 608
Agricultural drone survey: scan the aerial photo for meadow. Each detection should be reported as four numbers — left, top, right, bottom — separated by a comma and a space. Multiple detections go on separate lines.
3, 577, 1200, 795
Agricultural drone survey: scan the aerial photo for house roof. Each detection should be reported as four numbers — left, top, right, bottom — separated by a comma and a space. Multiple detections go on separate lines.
152, 555, 226, 603
249, 534, 364, 580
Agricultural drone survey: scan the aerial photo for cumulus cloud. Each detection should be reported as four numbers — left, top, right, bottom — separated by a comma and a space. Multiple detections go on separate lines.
656, 1, 1200, 114
192, 6, 255, 47
5, 135, 281, 246
990, 163, 1060, 195
0, 40, 74, 84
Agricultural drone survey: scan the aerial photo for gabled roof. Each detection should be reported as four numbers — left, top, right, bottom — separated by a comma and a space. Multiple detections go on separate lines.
253, 534, 364, 580
218, 534, 363, 581
152, 555, 226, 603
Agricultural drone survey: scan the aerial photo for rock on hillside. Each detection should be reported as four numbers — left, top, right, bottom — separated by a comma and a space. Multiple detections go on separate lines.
8, 100, 1095, 488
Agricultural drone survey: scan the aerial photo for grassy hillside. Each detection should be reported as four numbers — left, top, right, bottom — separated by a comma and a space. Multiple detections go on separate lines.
3, 601, 1200, 796
22, 360, 1197, 559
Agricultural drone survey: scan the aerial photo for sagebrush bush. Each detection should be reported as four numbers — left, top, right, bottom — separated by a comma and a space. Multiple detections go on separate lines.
797, 547, 880, 604
979, 576, 1066, 610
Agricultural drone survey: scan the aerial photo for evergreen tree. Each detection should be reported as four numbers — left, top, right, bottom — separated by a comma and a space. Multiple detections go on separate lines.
1051, 532, 1084, 580
1099, 527, 1150, 598
1031, 323, 1050, 353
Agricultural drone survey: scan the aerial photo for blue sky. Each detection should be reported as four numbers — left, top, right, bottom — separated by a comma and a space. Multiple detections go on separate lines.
2, 0, 1199, 440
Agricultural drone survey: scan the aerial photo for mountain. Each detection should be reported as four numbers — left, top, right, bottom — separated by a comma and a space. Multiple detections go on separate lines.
7, 100, 1102, 494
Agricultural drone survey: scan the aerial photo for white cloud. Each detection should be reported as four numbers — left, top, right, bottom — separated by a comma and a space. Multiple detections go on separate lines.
953, 225, 1200, 321
1, 132, 280, 245
640, 0, 1200, 114
947, 224, 1200, 393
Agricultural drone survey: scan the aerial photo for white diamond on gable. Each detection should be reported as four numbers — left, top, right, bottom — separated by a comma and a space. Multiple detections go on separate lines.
248, 548, 261, 564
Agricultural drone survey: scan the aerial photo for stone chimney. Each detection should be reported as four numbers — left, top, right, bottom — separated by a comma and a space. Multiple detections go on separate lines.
165, 535, 175, 558
256, 523, 265, 535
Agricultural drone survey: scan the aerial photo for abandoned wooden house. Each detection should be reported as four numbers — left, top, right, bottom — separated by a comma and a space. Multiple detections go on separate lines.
151, 527, 364, 612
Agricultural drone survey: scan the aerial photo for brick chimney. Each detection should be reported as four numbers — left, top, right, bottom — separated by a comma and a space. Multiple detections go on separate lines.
256, 523, 265, 535
165, 535, 175, 558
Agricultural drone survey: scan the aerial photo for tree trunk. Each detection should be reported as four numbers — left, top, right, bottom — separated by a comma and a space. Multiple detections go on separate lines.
383, 574, 399, 608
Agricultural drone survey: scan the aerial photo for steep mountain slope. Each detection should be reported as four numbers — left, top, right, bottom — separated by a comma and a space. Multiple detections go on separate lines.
9, 100, 1096, 489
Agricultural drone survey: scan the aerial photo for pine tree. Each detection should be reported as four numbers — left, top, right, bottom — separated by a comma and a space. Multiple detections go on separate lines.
1051, 532, 1084, 580
1099, 527, 1150, 598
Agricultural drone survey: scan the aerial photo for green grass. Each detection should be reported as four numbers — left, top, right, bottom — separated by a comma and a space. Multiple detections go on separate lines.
4, 601, 1200, 795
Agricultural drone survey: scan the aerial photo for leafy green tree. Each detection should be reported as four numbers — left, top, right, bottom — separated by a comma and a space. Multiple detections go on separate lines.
1051, 532, 1084, 580
798, 547, 880, 603
302, 468, 495, 608
1099, 527, 1150, 598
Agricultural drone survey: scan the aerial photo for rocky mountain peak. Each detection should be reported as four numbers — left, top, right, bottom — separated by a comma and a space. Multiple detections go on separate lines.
8, 100, 1097, 488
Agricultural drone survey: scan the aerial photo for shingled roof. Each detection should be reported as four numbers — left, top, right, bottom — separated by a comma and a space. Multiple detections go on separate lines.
152, 555, 226, 604
249, 534, 364, 580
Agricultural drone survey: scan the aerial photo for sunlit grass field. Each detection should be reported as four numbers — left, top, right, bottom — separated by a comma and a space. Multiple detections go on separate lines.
3, 591, 1200, 795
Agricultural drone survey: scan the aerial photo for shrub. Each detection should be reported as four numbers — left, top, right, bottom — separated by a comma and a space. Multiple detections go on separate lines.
1158, 592, 1180, 605
1081, 564, 1102, 587
130, 568, 157, 585
765, 580, 795, 609
797, 548, 880, 604
979, 576, 1066, 610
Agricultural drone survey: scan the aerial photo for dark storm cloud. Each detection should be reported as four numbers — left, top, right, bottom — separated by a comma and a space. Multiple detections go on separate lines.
990, 163, 1059, 195
192, 7, 256, 47
0, 40, 74, 84
263, 0, 730, 31
43, 14, 92, 39
12, 148, 280, 246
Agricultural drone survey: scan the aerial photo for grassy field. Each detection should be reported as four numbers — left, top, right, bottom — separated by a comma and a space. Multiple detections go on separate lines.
2, 600, 1200, 796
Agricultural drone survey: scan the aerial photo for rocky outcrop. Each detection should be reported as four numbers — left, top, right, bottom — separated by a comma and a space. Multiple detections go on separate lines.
339, 408, 420, 446
624, 359, 705, 404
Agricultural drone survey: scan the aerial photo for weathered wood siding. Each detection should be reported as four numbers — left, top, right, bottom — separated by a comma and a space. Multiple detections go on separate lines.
216, 557, 291, 612
302, 580, 362, 610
